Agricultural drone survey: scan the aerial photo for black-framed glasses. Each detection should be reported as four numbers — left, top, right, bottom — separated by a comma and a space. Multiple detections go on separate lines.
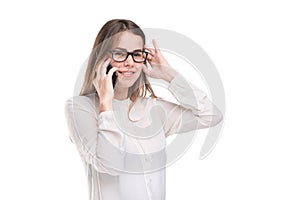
111, 50, 149, 63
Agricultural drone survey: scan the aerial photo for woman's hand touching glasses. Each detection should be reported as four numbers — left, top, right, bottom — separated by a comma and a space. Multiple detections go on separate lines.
143, 40, 178, 83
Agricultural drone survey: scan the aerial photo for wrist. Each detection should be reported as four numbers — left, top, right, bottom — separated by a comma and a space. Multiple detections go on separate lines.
99, 101, 113, 112
163, 68, 178, 83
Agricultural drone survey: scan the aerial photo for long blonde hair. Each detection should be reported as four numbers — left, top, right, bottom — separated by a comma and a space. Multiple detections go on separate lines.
79, 19, 157, 121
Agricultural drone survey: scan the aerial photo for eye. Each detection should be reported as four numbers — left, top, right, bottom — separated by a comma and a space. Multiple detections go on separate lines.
133, 51, 143, 57
113, 51, 127, 58
114, 51, 126, 56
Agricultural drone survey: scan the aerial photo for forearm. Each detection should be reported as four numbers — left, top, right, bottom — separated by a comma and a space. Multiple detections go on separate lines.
162, 68, 179, 83
163, 73, 223, 134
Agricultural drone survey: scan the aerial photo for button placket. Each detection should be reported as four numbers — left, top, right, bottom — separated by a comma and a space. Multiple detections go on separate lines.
144, 174, 153, 199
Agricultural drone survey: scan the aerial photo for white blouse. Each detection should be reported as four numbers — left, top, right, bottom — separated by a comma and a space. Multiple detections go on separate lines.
64, 73, 222, 200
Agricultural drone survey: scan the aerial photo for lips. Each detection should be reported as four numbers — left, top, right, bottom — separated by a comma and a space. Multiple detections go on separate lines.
118, 70, 135, 77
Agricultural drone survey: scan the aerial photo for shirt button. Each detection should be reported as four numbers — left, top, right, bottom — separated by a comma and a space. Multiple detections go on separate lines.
145, 155, 152, 162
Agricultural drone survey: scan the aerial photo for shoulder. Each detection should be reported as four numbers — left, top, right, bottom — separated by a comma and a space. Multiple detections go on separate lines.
65, 93, 98, 111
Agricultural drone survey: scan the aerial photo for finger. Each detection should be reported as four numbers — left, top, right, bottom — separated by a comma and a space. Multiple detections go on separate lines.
100, 59, 111, 77
107, 66, 118, 77
92, 79, 99, 91
95, 58, 109, 80
152, 39, 160, 53
95, 61, 103, 81
144, 47, 155, 55
146, 53, 153, 61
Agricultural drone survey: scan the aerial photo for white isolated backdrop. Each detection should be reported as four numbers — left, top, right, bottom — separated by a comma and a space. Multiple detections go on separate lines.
0, 0, 299, 200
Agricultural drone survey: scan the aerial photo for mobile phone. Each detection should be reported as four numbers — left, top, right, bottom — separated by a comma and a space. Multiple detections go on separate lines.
106, 64, 117, 88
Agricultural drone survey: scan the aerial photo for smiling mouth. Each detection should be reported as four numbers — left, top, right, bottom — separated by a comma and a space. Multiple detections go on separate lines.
118, 71, 135, 77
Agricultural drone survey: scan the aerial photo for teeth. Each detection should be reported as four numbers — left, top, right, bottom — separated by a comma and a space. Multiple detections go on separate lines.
122, 71, 134, 76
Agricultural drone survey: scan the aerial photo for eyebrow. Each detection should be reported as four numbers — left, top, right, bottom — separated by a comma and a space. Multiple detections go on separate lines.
113, 47, 143, 52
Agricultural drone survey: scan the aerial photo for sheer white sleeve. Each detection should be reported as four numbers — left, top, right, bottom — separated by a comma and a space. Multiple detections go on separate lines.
64, 96, 126, 176
155, 73, 223, 137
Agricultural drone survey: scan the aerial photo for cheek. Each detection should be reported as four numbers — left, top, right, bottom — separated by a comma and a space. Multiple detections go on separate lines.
136, 64, 143, 70
110, 62, 122, 68
135, 65, 143, 76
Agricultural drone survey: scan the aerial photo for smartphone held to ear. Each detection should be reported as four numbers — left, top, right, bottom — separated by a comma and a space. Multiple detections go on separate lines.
106, 64, 117, 88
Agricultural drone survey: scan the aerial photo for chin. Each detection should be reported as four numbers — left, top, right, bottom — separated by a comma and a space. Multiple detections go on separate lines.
116, 79, 136, 89
117, 73, 142, 89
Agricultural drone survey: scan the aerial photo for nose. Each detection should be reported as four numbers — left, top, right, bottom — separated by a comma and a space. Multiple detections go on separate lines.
124, 54, 134, 67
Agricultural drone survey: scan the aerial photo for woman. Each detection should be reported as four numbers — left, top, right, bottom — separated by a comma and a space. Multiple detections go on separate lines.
64, 19, 223, 200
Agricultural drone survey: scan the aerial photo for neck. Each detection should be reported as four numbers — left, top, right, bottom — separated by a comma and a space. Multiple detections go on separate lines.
113, 85, 129, 100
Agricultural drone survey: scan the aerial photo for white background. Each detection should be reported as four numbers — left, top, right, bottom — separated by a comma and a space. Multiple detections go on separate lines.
0, 0, 299, 199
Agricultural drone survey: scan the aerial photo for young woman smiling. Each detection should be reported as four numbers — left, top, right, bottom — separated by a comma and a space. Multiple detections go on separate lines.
64, 19, 223, 200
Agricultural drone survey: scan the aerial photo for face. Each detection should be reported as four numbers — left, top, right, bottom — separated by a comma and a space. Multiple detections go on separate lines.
110, 31, 144, 89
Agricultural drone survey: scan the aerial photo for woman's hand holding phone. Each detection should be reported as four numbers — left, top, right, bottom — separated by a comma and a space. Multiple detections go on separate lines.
93, 59, 118, 112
